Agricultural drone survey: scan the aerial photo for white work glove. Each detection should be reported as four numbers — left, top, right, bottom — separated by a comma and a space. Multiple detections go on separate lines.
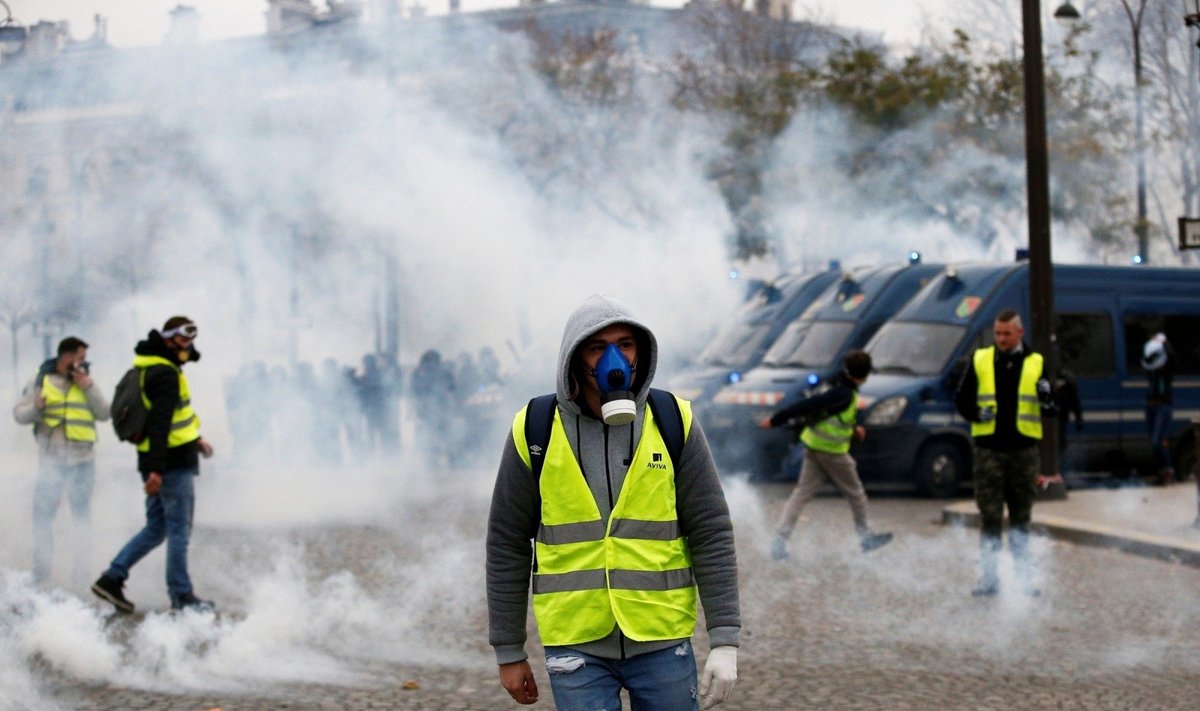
698, 645, 738, 709
978, 405, 996, 423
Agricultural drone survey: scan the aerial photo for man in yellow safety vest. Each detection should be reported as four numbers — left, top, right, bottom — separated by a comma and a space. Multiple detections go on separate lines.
13, 336, 110, 586
92, 316, 215, 614
486, 294, 741, 710
955, 310, 1055, 597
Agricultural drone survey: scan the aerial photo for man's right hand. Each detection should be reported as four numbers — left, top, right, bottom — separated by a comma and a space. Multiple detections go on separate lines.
499, 660, 539, 705
978, 406, 996, 423
144, 472, 162, 496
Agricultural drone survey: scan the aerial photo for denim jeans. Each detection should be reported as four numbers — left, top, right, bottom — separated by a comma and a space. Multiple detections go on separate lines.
32, 458, 94, 585
1146, 403, 1174, 471
544, 641, 699, 711
105, 467, 197, 598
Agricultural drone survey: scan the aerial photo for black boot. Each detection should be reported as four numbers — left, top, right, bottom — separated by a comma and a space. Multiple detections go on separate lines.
91, 574, 135, 614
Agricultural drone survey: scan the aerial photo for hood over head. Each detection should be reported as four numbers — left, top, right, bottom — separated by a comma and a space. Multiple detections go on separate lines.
557, 294, 657, 417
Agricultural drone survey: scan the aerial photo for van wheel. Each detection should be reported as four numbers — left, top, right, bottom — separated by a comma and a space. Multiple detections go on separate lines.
915, 442, 967, 498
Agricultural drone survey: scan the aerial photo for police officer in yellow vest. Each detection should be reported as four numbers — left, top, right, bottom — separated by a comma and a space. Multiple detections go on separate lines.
92, 316, 215, 614
955, 310, 1055, 597
13, 336, 110, 586
487, 294, 741, 710
760, 350, 893, 560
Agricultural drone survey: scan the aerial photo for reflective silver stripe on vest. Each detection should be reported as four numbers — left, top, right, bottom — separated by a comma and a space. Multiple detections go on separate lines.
1019, 395, 1039, 404
537, 520, 606, 545
179, 398, 191, 407
63, 419, 96, 427
1018, 415, 1042, 424
609, 518, 681, 541
610, 568, 694, 591
171, 416, 197, 431
532, 568, 606, 594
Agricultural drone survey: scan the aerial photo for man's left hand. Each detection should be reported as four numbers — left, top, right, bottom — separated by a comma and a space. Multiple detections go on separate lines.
197, 438, 214, 459
699, 646, 737, 709
854, 425, 866, 441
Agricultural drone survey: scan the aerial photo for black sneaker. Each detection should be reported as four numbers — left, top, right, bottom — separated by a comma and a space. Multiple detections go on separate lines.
171, 592, 214, 613
860, 531, 893, 553
91, 574, 135, 614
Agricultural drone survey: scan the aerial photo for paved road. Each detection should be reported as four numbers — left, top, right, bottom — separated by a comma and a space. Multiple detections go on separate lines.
8, 476, 1200, 710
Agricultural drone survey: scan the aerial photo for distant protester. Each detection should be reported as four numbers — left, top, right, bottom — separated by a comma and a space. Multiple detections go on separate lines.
955, 310, 1056, 597
486, 294, 741, 709
92, 316, 215, 614
12, 336, 110, 587
1141, 333, 1176, 486
759, 349, 893, 559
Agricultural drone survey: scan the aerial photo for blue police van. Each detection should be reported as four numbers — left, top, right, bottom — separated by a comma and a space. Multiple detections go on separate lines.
702, 260, 940, 479
855, 262, 1200, 496
667, 265, 841, 407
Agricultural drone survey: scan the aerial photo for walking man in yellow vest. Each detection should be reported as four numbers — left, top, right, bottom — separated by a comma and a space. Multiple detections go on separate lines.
761, 350, 893, 560
955, 310, 1055, 597
13, 336, 110, 587
487, 294, 741, 710
92, 316, 215, 614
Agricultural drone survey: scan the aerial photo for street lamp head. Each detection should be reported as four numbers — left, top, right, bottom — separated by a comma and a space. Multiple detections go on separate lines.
1054, 2, 1082, 20
1187, 0, 1200, 29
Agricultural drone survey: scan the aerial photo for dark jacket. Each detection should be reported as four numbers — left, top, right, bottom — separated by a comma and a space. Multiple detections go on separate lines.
768, 372, 857, 431
136, 331, 201, 475
955, 343, 1043, 452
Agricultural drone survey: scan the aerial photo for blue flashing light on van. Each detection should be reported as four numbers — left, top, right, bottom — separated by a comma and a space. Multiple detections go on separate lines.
854, 262, 1200, 496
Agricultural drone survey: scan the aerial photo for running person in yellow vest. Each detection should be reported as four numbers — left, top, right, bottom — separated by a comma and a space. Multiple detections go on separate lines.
92, 316, 215, 614
13, 336, 110, 586
761, 350, 893, 560
486, 294, 741, 710
954, 310, 1055, 597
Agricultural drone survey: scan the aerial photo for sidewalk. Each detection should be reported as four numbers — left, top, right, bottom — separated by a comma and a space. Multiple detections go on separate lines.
943, 481, 1200, 566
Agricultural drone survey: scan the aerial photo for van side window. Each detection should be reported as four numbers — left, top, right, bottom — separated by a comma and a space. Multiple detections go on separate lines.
1125, 314, 1200, 376
1055, 313, 1115, 378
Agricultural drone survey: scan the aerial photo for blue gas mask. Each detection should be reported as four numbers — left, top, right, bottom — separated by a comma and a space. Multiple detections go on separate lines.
593, 343, 637, 425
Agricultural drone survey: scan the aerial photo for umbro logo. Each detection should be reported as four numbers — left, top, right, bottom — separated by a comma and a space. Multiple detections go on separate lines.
530, 445, 544, 457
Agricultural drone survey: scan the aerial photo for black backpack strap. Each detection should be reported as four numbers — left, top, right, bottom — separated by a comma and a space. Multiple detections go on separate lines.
525, 390, 686, 482
647, 388, 685, 473
524, 393, 558, 482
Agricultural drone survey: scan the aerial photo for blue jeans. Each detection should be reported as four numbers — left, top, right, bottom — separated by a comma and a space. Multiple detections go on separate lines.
1146, 403, 1173, 471
544, 641, 699, 711
105, 467, 197, 598
32, 458, 94, 585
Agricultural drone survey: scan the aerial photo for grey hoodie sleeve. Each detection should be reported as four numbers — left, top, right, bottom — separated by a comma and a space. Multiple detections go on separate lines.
675, 418, 741, 648
485, 431, 540, 665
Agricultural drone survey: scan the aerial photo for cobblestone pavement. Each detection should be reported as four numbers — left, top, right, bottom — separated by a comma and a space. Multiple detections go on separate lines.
10, 476, 1200, 710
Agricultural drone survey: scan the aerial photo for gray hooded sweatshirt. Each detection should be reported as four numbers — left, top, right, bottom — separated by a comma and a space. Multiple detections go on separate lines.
486, 294, 741, 665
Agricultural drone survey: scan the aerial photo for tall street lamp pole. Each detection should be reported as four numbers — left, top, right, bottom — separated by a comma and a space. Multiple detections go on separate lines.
1022, 0, 1066, 498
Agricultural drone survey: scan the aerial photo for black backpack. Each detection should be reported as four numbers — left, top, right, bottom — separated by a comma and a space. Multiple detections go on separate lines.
523, 388, 685, 482
111, 368, 149, 443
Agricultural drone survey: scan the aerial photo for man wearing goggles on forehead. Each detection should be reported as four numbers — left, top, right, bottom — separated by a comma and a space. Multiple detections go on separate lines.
93, 316, 215, 614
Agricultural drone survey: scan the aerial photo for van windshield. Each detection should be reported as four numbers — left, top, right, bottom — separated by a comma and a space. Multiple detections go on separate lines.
697, 321, 773, 368
869, 322, 966, 376
764, 321, 855, 368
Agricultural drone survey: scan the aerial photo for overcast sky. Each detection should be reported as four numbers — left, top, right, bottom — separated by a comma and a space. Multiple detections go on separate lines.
18, 0, 952, 48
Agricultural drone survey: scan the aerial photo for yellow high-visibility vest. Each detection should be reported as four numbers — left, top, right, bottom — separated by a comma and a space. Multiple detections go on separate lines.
39, 375, 97, 442
512, 397, 697, 646
971, 346, 1043, 439
800, 393, 858, 454
133, 355, 201, 451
